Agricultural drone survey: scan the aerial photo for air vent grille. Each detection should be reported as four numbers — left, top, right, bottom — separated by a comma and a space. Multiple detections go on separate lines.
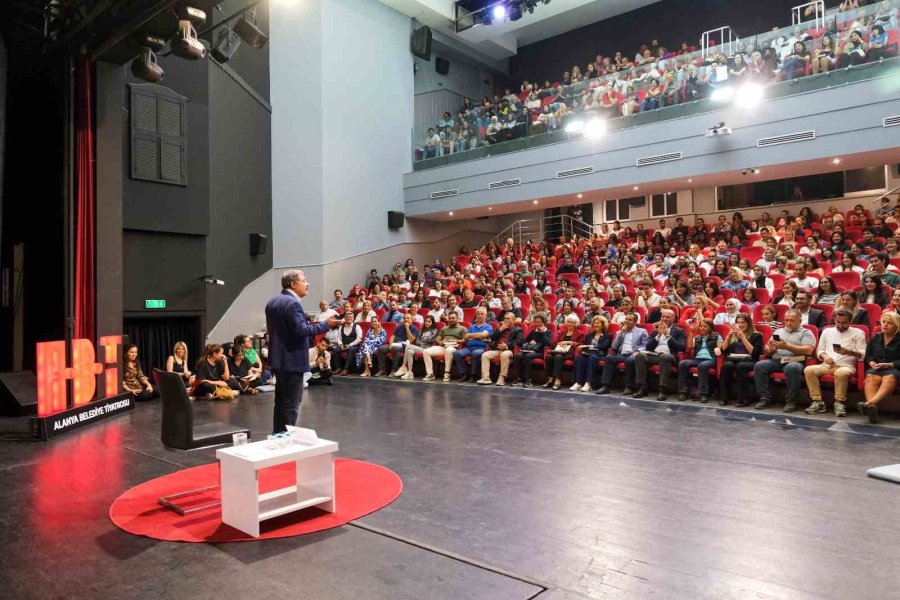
488, 178, 521, 190
636, 152, 682, 167
757, 130, 815, 147
430, 189, 459, 199
884, 115, 900, 128
556, 166, 594, 179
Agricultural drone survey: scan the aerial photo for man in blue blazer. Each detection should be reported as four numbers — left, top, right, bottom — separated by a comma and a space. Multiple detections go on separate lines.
596, 314, 649, 395
265, 270, 340, 433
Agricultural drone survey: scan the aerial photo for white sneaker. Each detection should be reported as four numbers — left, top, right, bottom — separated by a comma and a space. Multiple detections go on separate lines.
581, 383, 592, 392
496, 377, 506, 386
401, 372, 414, 380
569, 383, 581, 391
477, 378, 492, 385
423, 373, 435, 381
442, 373, 451, 382
394, 366, 408, 377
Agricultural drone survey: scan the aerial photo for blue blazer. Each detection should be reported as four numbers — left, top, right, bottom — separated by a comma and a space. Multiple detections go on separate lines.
265, 290, 330, 373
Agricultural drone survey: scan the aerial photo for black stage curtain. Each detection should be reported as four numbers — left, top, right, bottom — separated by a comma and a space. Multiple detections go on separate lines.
124, 316, 202, 376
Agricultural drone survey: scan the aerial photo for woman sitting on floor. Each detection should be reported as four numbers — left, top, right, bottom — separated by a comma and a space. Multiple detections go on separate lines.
165, 340, 193, 387
192, 344, 237, 400
123, 344, 158, 402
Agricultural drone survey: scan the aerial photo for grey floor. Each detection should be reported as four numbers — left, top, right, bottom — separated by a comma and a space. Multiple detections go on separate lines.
1, 378, 899, 600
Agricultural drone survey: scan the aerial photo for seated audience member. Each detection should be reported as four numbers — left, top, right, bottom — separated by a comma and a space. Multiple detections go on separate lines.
596, 314, 649, 395
513, 314, 553, 387
453, 307, 493, 382
192, 344, 236, 400
611, 297, 642, 325
837, 291, 871, 329
752, 309, 816, 412
720, 267, 749, 293
123, 343, 158, 402
839, 30, 868, 68
570, 315, 612, 392
758, 304, 784, 330
739, 287, 759, 312
773, 281, 798, 307
437, 294, 465, 323
235, 334, 263, 376
886, 288, 900, 314
677, 318, 722, 403
375, 312, 420, 377
315, 300, 339, 322
867, 252, 900, 287
857, 313, 900, 424
459, 289, 479, 309
858, 274, 891, 309
327, 312, 363, 375
793, 290, 828, 331
422, 312, 468, 382
478, 311, 524, 386
632, 309, 686, 401
228, 345, 260, 394
803, 309, 866, 417
382, 300, 404, 324
355, 300, 377, 323
357, 318, 386, 377
713, 298, 742, 326
329, 289, 344, 310
165, 340, 193, 386
396, 315, 441, 380
790, 262, 819, 292
814, 276, 840, 305
308, 338, 333, 386
718, 313, 764, 407
544, 314, 585, 390
635, 282, 663, 309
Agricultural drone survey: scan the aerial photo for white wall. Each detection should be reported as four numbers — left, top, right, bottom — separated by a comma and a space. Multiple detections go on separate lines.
413, 54, 493, 100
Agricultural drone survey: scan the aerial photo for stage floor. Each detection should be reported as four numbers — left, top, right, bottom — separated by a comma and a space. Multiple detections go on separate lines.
1, 378, 899, 599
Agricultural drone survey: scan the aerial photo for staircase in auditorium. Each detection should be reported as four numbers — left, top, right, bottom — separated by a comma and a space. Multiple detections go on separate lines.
494, 214, 593, 247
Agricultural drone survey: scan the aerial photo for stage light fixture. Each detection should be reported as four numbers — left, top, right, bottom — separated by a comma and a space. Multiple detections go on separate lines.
177, 5, 207, 26
233, 8, 268, 48
131, 47, 165, 83
172, 19, 207, 59
735, 83, 765, 109
201, 276, 225, 285
492, 4, 508, 21
508, 3, 523, 20
710, 87, 734, 103
564, 120, 584, 134
211, 24, 242, 63
585, 118, 606, 139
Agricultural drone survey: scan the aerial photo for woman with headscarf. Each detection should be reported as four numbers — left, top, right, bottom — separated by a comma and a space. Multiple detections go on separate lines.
713, 298, 742, 326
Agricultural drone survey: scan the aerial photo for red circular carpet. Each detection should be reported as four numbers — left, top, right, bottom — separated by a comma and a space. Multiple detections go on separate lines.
109, 458, 402, 543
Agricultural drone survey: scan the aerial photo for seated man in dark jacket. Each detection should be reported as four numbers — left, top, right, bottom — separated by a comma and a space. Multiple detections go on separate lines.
632, 309, 686, 401
478, 311, 524, 386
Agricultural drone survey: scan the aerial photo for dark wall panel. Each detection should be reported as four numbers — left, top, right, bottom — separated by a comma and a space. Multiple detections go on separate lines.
122, 231, 207, 313
205, 63, 273, 328
122, 57, 210, 235
510, 0, 793, 85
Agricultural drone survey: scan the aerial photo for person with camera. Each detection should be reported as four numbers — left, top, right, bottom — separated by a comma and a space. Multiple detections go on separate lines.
676, 318, 721, 403
803, 309, 866, 417
752, 309, 816, 413
596, 314, 649, 395
375, 312, 420, 377
717, 313, 763, 407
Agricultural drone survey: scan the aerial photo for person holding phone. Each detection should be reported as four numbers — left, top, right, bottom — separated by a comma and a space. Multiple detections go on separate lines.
753, 309, 816, 413
677, 318, 722, 403
717, 314, 763, 407
803, 309, 866, 416
857, 313, 900, 423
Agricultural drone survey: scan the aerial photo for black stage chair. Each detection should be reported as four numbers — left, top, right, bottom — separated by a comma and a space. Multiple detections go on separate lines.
153, 369, 250, 450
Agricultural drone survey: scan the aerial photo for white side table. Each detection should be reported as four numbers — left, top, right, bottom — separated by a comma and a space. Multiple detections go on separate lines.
216, 437, 339, 537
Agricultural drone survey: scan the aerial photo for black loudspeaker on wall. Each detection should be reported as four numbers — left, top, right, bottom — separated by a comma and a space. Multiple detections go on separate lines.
435, 57, 450, 75
0, 371, 38, 417
387, 211, 405, 229
410, 26, 432, 61
249, 233, 268, 255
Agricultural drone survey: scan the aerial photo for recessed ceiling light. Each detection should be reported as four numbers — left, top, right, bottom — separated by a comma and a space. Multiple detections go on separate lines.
688, 178, 693, 182
633, 186, 639, 190
533, 200, 538, 204
833, 158, 841, 164
488, 206, 493, 211
577, 193, 583, 199
448, 211, 454, 216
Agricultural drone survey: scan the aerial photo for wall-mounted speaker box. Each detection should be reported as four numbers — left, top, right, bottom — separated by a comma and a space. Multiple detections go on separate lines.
388, 211, 405, 229
249, 233, 268, 255
0, 371, 38, 416
410, 26, 432, 61
436, 57, 450, 75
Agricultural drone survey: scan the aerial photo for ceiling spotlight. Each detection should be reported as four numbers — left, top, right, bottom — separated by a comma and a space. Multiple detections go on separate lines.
633, 186, 639, 190
833, 158, 841, 164
688, 178, 693, 182
233, 8, 268, 48
577, 193, 583, 198
211, 24, 241, 63
172, 19, 206, 59
585, 118, 606, 139
533, 200, 539, 204
564, 120, 584, 134
177, 5, 207, 26
488, 207, 493, 210
735, 83, 765, 109
449, 211, 454, 216
131, 48, 164, 82
130, 35, 165, 83
710, 87, 735, 103
492, 4, 507, 21
508, 3, 523, 21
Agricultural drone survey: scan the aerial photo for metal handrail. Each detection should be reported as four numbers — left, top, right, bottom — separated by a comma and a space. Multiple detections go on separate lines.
493, 214, 593, 248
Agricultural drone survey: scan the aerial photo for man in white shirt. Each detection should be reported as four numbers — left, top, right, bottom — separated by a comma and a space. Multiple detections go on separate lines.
803, 309, 866, 417
425, 127, 441, 158
790, 262, 819, 292
656, 219, 672, 240
314, 300, 339, 322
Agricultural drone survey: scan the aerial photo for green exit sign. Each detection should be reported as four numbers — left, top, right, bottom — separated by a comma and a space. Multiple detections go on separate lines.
145, 299, 166, 309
